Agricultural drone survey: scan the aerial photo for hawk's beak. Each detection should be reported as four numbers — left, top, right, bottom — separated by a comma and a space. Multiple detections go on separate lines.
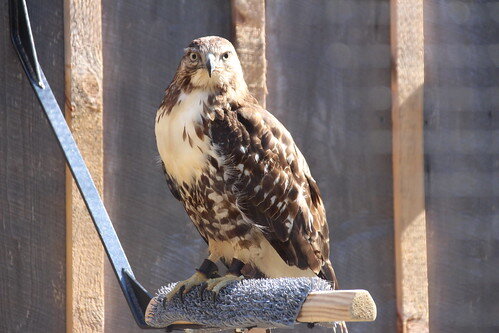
206, 53, 216, 78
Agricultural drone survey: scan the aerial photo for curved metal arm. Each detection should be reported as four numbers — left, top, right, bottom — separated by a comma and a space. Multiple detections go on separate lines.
9, 0, 152, 328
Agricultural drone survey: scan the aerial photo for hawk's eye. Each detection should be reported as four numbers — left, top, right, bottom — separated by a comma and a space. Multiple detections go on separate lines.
222, 52, 230, 60
189, 53, 198, 61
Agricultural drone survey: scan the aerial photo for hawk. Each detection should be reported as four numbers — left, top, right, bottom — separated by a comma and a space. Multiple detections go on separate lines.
155, 36, 343, 314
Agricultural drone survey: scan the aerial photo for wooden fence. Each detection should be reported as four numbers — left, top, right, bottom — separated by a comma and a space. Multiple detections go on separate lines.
1, 1, 497, 332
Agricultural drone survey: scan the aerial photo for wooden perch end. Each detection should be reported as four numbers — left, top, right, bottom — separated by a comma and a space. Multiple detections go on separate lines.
297, 290, 377, 323
145, 289, 376, 327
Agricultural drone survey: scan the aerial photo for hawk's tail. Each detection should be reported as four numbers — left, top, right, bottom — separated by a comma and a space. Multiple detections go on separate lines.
319, 259, 339, 289
318, 320, 348, 333
337, 321, 349, 333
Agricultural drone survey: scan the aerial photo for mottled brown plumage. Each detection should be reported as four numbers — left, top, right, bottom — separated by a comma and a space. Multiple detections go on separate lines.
155, 37, 342, 306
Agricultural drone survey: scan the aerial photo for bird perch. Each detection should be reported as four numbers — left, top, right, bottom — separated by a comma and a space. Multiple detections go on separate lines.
296, 290, 377, 323
145, 278, 376, 330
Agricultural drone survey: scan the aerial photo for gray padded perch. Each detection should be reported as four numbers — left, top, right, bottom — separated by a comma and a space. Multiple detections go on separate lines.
145, 277, 377, 330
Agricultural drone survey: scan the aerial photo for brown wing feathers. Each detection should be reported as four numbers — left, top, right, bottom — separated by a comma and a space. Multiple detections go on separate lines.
210, 103, 335, 282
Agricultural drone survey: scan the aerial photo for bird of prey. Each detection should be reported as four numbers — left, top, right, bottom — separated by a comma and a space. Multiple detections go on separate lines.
155, 36, 342, 311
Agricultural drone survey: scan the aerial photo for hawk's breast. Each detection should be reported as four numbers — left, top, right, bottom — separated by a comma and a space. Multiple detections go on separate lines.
155, 90, 212, 185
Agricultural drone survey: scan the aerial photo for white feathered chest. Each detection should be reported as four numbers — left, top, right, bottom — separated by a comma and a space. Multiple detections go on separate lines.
155, 90, 214, 185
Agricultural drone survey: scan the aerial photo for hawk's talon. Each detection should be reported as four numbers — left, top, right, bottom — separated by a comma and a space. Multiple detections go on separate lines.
199, 282, 208, 300
179, 286, 185, 303
165, 271, 208, 302
204, 274, 244, 302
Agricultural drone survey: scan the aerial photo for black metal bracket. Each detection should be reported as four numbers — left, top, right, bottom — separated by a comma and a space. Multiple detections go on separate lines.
9, 0, 153, 329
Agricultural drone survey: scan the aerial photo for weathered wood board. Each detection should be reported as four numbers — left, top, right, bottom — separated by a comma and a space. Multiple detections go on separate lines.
424, 1, 499, 332
231, 0, 267, 107
0, 0, 66, 332
391, 0, 428, 331
265, 2, 395, 332
102, 1, 232, 332
64, 0, 105, 331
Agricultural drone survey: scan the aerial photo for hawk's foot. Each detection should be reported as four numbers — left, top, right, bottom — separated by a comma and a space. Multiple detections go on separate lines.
166, 271, 208, 302
202, 274, 244, 301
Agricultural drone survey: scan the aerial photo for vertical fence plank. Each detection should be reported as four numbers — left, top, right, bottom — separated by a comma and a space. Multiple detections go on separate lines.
102, 2, 232, 332
64, 0, 105, 332
231, 0, 266, 107
0, 1, 66, 332
390, 0, 429, 332
424, 1, 499, 332
266, 1, 395, 332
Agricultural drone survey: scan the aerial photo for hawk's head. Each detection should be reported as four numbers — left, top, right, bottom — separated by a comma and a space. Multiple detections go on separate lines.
177, 36, 247, 93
